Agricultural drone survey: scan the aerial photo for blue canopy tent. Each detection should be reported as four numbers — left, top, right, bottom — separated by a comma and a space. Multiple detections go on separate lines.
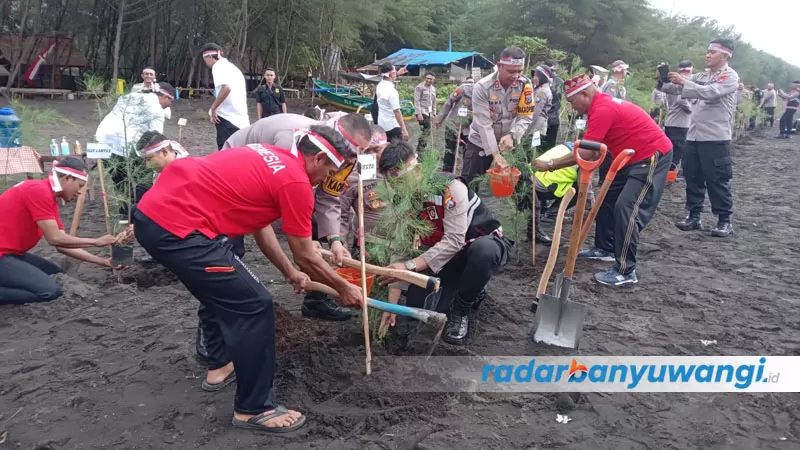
359, 49, 494, 77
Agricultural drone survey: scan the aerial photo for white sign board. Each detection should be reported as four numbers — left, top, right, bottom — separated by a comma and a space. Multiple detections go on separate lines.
358, 154, 377, 180
575, 119, 587, 131
86, 143, 112, 159
458, 107, 469, 117
471, 67, 482, 80
177, 118, 187, 126
532, 131, 541, 147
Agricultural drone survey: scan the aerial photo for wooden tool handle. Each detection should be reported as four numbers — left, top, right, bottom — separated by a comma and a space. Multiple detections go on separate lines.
564, 182, 590, 278
536, 188, 575, 298
318, 248, 441, 292
531, 183, 536, 267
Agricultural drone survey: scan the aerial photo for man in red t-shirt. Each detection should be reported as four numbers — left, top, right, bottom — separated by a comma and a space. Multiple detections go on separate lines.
133, 125, 362, 433
0, 158, 121, 304
533, 74, 673, 286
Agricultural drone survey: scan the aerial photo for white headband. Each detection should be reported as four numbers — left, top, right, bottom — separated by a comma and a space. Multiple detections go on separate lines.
140, 140, 187, 157
498, 57, 525, 66
708, 43, 733, 57
291, 129, 345, 168
50, 164, 88, 193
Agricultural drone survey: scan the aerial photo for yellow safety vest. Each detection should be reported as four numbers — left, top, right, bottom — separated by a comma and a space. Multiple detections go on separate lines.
534, 144, 578, 198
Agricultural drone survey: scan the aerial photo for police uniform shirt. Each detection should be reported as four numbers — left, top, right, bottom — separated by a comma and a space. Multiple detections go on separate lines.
601, 78, 626, 100
468, 71, 535, 155
659, 64, 739, 141
420, 179, 471, 274
256, 83, 286, 117
436, 82, 474, 134
414, 82, 437, 117
662, 91, 692, 129
336, 171, 384, 238
761, 88, 777, 107
530, 81, 553, 135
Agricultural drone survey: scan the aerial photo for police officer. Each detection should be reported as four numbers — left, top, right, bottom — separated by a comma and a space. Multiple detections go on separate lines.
414, 72, 437, 153
255, 68, 287, 120
462, 46, 535, 182
601, 60, 628, 100
435, 76, 474, 173
760, 83, 777, 127
659, 38, 739, 238
777, 81, 800, 139
378, 142, 512, 345
661, 60, 694, 172
543, 59, 563, 151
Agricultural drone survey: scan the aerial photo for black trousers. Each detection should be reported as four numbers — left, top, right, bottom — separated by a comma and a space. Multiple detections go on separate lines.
405, 234, 510, 314
664, 126, 688, 170
109, 154, 151, 219
386, 127, 403, 143
542, 124, 559, 151
0, 253, 63, 304
682, 141, 733, 218
764, 107, 775, 127
460, 140, 494, 185
779, 110, 796, 136
594, 150, 672, 275
442, 128, 465, 173
215, 116, 240, 150
134, 210, 277, 415
416, 114, 432, 153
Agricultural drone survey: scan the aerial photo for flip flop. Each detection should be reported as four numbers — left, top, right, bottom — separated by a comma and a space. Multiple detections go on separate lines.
201, 372, 236, 392
231, 406, 307, 433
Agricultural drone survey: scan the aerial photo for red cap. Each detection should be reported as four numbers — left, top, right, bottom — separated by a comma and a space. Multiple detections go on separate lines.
565, 74, 594, 98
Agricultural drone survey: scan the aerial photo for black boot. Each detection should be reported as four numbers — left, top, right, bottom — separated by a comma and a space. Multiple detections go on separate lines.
711, 217, 733, 237
443, 294, 472, 345
675, 213, 701, 231
301, 291, 354, 321
527, 208, 552, 244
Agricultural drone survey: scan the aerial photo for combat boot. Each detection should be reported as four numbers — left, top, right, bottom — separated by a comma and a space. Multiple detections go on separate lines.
711, 217, 733, 237
676, 213, 701, 231
443, 294, 473, 345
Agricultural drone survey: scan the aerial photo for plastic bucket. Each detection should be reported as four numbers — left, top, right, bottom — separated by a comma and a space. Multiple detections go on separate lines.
486, 167, 521, 197
336, 267, 375, 295
666, 169, 679, 183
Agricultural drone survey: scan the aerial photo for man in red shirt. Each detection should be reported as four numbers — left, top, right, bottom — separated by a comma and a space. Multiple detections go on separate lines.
0, 158, 121, 304
533, 74, 673, 286
133, 125, 362, 433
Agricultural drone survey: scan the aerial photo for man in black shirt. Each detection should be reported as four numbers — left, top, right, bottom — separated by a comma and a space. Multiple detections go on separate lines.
255, 68, 287, 120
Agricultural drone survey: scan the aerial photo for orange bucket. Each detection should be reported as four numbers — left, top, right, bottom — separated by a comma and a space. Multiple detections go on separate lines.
666, 169, 679, 183
336, 267, 375, 295
486, 167, 521, 197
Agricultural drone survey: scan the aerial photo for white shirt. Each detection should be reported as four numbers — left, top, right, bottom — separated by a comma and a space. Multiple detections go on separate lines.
211, 58, 250, 129
376, 79, 401, 131
95, 93, 165, 156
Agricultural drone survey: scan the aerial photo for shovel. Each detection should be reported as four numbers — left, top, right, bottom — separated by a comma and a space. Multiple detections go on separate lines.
533, 140, 607, 348
318, 248, 441, 292
578, 149, 635, 249
530, 187, 576, 315
306, 280, 447, 356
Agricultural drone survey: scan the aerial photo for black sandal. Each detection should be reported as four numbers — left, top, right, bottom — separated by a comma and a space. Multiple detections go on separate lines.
200, 372, 236, 392
231, 406, 307, 433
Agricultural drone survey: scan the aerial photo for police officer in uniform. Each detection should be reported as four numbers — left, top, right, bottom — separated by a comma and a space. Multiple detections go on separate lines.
461, 46, 535, 183
378, 142, 512, 345
435, 76, 474, 173
777, 81, 800, 139
255, 68, 287, 120
661, 60, 694, 172
601, 60, 628, 100
659, 38, 739, 238
414, 72, 437, 153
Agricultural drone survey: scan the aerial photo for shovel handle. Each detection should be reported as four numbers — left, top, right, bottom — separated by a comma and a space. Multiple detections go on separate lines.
318, 248, 440, 292
578, 150, 635, 248
573, 140, 608, 184
536, 187, 575, 299
305, 281, 443, 323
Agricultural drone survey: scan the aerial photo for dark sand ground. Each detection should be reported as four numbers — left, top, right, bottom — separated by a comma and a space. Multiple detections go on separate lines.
0, 97, 798, 450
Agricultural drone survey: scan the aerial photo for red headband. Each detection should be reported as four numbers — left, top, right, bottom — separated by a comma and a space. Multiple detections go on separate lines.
50, 162, 88, 193
293, 130, 345, 167
157, 88, 174, 99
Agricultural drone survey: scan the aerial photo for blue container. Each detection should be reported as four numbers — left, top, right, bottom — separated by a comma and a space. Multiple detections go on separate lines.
0, 107, 22, 148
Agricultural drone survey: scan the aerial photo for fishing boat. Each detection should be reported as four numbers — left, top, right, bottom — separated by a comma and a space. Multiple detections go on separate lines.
311, 79, 415, 120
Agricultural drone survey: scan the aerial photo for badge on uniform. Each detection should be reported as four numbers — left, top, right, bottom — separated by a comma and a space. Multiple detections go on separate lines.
516, 82, 535, 116
370, 199, 382, 209
494, 80, 501, 89
443, 187, 456, 209
275, 88, 280, 93
717, 73, 729, 84
321, 163, 354, 196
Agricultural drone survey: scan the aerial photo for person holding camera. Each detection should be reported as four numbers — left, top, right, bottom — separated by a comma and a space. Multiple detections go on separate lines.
658, 38, 739, 238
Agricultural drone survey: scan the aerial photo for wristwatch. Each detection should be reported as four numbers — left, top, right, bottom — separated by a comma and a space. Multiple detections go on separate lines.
548, 159, 555, 169
405, 259, 417, 271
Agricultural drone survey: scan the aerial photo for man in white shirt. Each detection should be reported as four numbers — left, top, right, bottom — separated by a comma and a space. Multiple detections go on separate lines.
374, 63, 408, 143
202, 43, 251, 149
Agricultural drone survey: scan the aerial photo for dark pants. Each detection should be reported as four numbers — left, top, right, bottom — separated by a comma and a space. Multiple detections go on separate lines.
134, 210, 277, 415
543, 124, 559, 151
664, 126, 688, 170
460, 140, 494, 185
764, 107, 775, 127
109, 154, 151, 219
779, 110, 796, 136
594, 150, 672, 275
215, 116, 240, 150
386, 127, 403, 143
442, 128, 465, 173
682, 141, 733, 218
417, 114, 431, 153
405, 234, 510, 314
0, 253, 63, 304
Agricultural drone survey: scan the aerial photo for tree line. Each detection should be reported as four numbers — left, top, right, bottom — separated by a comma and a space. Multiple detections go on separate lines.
2, 0, 798, 91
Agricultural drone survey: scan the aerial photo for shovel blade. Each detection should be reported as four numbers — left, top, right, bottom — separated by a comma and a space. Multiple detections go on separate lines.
533, 293, 587, 349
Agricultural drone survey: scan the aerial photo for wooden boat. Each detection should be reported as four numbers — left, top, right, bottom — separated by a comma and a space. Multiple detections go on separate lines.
312, 79, 415, 120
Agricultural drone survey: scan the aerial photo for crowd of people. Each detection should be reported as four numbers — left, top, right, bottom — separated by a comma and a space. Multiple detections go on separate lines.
0, 38, 797, 434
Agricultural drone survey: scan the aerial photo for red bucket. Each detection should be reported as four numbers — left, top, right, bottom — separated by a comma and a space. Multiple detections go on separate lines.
336, 267, 375, 295
486, 167, 521, 197
666, 169, 679, 183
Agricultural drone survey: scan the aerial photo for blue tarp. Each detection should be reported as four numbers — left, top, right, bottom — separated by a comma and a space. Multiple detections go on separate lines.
374, 49, 494, 69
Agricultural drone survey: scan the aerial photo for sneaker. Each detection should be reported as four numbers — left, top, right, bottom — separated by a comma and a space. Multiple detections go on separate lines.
594, 268, 638, 286
578, 248, 615, 262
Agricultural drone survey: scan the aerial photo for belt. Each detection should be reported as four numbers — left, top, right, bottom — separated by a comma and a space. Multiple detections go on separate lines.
466, 226, 504, 245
